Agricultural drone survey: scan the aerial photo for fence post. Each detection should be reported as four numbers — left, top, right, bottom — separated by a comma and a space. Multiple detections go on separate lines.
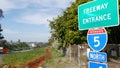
78, 45, 81, 68
70, 45, 72, 62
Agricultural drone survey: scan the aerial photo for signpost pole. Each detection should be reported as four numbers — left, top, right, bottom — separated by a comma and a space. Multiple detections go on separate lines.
78, 45, 81, 68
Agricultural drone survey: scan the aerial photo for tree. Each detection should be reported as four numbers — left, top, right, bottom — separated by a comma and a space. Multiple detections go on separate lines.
0, 9, 4, 18
49, 0, 91, 49
49, 0, 120, 50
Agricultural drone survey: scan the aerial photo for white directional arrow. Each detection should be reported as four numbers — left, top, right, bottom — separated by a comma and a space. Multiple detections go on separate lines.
99, 66, 103, 68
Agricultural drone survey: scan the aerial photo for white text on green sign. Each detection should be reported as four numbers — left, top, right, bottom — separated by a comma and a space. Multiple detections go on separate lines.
78, 0, 119, 30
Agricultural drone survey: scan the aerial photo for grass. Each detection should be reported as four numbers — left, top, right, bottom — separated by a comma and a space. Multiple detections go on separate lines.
50, 47, 63, 58
42, 47, 64, 68
2, 47, 47, 66
43, 47, 63, 65
2, 46, 64, 67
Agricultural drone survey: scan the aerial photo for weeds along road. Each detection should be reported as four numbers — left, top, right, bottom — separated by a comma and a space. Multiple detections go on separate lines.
0, 53, 5, 64
0, 54, 2, 63
0, 49, 33, 65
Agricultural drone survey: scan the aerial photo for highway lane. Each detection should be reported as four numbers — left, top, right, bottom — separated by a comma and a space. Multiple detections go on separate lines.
0, 54, 3, 64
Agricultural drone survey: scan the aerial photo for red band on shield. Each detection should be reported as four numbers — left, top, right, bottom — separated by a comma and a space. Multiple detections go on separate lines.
88, 28, 106, 34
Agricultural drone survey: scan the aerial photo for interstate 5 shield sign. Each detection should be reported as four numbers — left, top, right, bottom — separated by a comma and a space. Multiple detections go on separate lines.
87, 28, 108, 51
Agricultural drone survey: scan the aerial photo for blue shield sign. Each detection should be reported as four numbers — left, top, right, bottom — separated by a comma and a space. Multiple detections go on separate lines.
88, 51, 107, 62
89, 62, 107, 68
87, 28, 108, 51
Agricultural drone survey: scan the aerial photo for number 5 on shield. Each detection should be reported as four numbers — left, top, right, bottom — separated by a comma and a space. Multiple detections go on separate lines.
94, 36, 100, 47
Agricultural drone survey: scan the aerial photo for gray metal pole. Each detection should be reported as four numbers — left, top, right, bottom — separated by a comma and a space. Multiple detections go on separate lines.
78, 45, 81, 68
70, 45, 72, 62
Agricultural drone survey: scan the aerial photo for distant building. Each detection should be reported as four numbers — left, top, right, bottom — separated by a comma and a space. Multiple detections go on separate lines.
26, 42, 48, 48
31, 43, 37, 48
28, 42, 37, 48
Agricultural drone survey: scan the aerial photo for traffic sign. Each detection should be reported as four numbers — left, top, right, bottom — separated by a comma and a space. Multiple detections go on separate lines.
78, 0, 119, 30
88, 51, 107, 62
89, 61, 107, 68
87, 28, 107, 51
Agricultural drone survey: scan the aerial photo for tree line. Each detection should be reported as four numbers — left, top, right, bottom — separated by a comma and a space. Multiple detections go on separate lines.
5, 40, 30, 51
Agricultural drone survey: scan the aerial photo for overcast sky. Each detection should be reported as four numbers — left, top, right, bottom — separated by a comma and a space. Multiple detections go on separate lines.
0, 0, 75, 42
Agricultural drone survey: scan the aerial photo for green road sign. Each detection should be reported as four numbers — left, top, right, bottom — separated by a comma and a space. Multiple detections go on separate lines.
78, 0, 119, 30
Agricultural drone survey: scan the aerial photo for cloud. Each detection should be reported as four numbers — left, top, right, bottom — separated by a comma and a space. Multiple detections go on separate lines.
0, 0, 75, 42
0, 0, 75, 12
18, 32, 50, 42
3, 29, 20, 34
12, 0, 75, 9
3, 29, 50, 42
0, 0, 16, 11
15, 12, 56, 25
1, 0, 75, 25
0, 0, 29, 11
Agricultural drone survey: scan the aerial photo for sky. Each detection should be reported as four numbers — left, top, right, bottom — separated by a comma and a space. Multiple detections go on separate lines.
0, 0, 75, 42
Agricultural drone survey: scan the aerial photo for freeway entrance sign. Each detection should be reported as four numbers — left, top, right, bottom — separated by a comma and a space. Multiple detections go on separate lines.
78, 0, 119, 30
89, 51, 107, 62
89, 62, 107, 68
87, 28, 107, 51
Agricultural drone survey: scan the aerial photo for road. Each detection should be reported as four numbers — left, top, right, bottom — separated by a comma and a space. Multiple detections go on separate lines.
0, 54, 3, 64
